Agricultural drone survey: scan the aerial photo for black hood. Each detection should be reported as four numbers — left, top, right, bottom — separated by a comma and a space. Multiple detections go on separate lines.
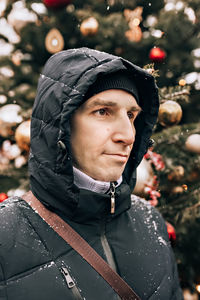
29, 47, 159, 220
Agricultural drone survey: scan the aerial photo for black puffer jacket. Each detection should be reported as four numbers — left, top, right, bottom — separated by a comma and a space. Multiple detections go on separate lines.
0, 48, 183, 300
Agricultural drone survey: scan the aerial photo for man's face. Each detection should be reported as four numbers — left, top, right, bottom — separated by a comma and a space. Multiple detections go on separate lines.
70, 89, 141, 182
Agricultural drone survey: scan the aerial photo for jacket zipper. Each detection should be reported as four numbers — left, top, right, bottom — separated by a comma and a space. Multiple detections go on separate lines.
110, 182, 116, 214
103, 181, 118, 271
101, 182, 121, 299
61, 266, 83, 300
60, 183, 117, 299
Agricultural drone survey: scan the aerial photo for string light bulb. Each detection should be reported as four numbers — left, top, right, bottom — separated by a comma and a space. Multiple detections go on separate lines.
179, 79, 186, 86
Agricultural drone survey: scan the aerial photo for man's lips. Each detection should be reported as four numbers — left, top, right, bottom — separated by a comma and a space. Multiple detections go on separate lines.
103, 153, 129, 161
104, 153, 129, 157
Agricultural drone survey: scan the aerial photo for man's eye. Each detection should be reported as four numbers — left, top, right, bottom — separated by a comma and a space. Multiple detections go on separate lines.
95, 108, 107, 115
127, 112, 134, 119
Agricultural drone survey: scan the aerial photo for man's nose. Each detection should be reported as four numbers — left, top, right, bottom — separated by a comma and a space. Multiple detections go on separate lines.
112, 115, 135, 145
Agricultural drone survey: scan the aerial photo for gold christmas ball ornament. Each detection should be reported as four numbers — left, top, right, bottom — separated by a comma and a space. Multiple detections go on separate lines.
45, 28, 64, 54
185, 134, 200, 154
80, 17, 99, 36
15, 120, 31, 152
0, 104, 23, 138
158, 100, 182, 127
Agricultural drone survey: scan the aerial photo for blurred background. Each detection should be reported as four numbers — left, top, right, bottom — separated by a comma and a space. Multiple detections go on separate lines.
0, 0, 200, 298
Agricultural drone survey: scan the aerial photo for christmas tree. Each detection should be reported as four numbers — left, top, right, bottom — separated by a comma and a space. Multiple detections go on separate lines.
0, 0, 200, 297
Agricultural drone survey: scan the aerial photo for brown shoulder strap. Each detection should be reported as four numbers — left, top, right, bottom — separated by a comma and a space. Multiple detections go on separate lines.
22, 191, 141, 300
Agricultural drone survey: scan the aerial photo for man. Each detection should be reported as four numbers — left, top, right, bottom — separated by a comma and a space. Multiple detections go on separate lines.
0, 48, 183, 299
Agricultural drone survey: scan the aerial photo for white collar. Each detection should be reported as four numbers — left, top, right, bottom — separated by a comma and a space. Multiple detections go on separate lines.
73, 167, 122, 194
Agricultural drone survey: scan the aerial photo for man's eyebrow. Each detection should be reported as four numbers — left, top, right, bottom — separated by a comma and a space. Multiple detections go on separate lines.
129, 105, 142, 113
86, 99, 117, 109
86, 98, 142, 112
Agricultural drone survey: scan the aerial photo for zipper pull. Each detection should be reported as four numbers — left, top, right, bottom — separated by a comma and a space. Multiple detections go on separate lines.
61, 267, 75, 289
110, 182, 116, 214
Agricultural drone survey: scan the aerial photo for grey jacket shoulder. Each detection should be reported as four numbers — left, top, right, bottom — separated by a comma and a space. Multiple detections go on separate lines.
0, 197, 52, 285
0, 198, 24, 281
0, 197, 25, 247
130, 194, 169, 239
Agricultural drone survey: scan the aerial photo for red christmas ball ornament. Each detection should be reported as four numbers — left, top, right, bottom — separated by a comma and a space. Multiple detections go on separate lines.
149, 47, 166, 62
0, 193, 8, 203
43, 0, 71, 9
166, 221, 176, 244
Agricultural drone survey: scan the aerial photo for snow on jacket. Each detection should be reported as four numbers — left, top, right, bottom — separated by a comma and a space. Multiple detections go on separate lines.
0, 48, 183, 300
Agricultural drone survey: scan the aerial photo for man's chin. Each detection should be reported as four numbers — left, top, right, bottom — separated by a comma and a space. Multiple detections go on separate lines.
93, 169, 124, 182
82, 163, 125, 182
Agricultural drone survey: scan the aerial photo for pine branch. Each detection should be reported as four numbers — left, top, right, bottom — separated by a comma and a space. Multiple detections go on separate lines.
159, 86, 191, 103
162, 89, 190, 101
